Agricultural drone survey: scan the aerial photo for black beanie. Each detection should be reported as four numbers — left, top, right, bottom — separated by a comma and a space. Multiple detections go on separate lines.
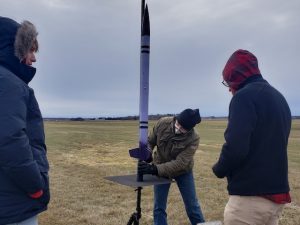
176, 108, 201, 131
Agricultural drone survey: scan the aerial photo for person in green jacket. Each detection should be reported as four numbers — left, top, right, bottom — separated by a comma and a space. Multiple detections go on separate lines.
138, 108, 205, 225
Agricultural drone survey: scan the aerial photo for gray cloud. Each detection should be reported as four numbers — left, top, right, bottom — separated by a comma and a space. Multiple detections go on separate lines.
1, 0, 299, 117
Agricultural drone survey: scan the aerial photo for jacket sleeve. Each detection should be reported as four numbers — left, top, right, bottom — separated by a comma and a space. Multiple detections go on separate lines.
0, 84, 44, 194
148, 121, 158, 151
213, 93, 257, 178
157, 137, 199, 178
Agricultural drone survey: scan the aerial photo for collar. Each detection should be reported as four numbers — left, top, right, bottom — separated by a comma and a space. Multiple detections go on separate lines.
0, 47, 35, 84
238, 74, 264, 90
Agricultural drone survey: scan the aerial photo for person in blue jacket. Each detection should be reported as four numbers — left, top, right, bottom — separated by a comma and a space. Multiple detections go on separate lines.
0, 17, 50, 225
213, 49, 291, 225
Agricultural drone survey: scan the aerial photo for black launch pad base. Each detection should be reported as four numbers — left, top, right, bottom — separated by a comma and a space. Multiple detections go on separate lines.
104, 174, 172, 225
104, 174, 171, 187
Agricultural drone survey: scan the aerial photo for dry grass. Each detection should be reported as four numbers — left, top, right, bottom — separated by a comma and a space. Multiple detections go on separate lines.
39, 120, 300, 225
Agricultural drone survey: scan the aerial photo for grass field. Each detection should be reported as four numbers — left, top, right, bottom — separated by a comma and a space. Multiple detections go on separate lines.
39, 119, 300, 225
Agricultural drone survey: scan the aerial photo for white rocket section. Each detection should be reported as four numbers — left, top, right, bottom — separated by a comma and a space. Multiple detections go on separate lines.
139, 35, 150, 159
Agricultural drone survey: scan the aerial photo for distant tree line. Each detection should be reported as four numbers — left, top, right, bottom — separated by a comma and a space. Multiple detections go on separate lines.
44, 115, 300, 121
46, 114, 175, 121
98, 114, 175, 121
68, 115, 229, 121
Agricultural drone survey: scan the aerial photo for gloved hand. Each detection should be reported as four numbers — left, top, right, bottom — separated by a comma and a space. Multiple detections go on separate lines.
138, 161, 158, 175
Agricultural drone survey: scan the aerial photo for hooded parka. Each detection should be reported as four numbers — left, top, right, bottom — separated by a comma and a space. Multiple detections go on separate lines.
0, 17, 50, 224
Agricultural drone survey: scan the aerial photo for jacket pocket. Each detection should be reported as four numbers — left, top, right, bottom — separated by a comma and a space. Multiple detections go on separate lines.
2, 161, 44, 194
38, 172, 50, 205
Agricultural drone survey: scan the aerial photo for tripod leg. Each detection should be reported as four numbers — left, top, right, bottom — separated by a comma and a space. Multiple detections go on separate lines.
136, 187, 142, 220
127, 213, 139, 225
127, 187, 142, 225
127, 213, 135, 225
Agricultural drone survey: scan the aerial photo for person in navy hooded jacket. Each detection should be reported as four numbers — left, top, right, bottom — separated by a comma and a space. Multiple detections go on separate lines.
0, 17, 50, 225
213, 49, 291, 225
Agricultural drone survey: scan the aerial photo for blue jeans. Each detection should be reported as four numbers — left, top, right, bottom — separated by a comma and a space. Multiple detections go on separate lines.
6, 216, 38, 225
153, 171, 205, 225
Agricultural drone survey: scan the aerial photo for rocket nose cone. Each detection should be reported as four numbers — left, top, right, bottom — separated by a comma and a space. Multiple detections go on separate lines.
142, 5, 150, 36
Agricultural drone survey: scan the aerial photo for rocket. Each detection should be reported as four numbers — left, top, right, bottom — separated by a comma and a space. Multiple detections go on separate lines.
105, 1, 171, 188
129, 4, 151, 164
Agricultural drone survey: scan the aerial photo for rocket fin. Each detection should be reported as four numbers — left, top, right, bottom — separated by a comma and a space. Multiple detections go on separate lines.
129, 147, 151, 161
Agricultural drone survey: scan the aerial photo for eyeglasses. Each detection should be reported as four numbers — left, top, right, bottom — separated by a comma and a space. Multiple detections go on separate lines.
222, 74, 248, 88
222, 80, 230, 87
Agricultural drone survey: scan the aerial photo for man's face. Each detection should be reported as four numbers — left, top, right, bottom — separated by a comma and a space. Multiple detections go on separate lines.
24, 50, 36, 66
222, 79, 235, 95
174, 120, 188, 134
229, 87, 235, 95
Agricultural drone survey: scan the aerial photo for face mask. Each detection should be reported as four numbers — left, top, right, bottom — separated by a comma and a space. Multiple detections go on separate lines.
174, 122, 185, 134
175, 127, 182, 134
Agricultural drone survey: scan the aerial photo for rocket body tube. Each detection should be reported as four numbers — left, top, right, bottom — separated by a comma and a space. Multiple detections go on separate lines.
139, 34, 150, 160
129, 6, 151, 162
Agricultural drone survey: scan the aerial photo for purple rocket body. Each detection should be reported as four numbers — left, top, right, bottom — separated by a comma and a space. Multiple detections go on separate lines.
129, 5, 151, 161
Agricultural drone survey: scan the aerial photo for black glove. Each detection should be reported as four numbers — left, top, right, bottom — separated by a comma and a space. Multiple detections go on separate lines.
138, 161, 158, 175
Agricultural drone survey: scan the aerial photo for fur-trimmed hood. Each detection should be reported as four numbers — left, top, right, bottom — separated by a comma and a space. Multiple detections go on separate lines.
14, 20, 38, 61
0, 17, 37, 84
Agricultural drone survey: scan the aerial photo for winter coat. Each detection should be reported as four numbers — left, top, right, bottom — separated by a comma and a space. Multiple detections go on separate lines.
0, 17, 50, 224
148, 117, 200, 178
213, 75, 291, 196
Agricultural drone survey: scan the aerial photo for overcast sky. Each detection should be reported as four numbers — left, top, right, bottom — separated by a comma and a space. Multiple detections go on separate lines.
1, 0, 299, 117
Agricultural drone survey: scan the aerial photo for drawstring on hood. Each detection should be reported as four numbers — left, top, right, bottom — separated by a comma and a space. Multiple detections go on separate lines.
222, 49, 261, 92
0, 17, 38, 84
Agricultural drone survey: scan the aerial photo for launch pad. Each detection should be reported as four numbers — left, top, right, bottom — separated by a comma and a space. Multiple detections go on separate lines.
104, 174, 171, 187
104, 174, 171, 225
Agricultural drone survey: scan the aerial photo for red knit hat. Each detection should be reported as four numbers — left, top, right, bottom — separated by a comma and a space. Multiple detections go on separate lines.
222, 49, 261, 91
